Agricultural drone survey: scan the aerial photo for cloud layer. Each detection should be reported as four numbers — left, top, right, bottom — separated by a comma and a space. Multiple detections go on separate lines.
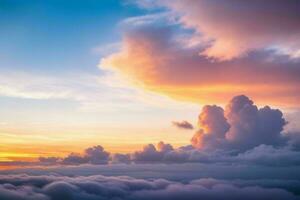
37, 145, 110, 166
0, 174, 299, 200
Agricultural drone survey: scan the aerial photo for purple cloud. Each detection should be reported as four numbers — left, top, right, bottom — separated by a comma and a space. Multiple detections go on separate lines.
0, 174, 298, 200
192, 95, 287, 151
172, 120, 194, 130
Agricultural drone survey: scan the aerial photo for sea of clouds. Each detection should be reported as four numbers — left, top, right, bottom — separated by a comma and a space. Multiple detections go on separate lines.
1, 163, 300, 200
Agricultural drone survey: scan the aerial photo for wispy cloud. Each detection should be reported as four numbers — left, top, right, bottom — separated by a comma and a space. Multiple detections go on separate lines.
0, 70, 196, 112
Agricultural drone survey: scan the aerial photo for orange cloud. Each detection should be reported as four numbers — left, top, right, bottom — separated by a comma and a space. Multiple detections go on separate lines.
100, 26, 300, 107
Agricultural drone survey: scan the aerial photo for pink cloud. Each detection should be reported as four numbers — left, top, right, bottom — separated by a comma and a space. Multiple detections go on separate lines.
162, 0, 300, 60
101, 25, 300, 107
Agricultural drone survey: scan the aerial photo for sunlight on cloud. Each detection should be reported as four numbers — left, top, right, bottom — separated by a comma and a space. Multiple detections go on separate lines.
100, 23, 300, 108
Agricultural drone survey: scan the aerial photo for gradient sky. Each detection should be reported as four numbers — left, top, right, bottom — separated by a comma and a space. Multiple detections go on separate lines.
0, 0, 200, 162
0, 0, 300, 163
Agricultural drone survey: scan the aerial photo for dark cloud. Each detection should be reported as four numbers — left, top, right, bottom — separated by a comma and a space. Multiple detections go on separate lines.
225, 95, 287, 150
62, 153, 89, 165
111, 153, 131, 164
157, 141, 174, 152
172, 120, 194, 130
62, 145, 109, 165
235, 144, 300, 167
3, 163, 300, 183
286, 132, 300, 151
84, 145, 110, 164
0, 174, 299, 200
132, 142, 174, 163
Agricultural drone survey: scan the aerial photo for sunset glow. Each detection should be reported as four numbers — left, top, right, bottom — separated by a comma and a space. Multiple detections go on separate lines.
0, 1, 300, 199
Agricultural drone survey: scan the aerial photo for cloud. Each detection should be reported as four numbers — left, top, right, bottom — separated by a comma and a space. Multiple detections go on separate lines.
191, 95, 287, 151
84, 145, 110, 164
0, 70, 191, 113
172, 120, 194, 130
132, 142, 174, 163
3, 162, 300, 182
100, 25, 300, 107
0, 174, 298, 200
225, 95, 287, 150
236, 144, 300, 167
286, 132, 300, 150
156, 0, 300, 60
62, 153, 89, 165
62, 145, 109, 165
38, 157, 60, 165
191, 105, 230, 149
111, 153, 131, 164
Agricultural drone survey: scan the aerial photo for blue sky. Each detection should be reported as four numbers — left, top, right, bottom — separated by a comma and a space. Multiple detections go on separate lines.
0, 0, 144, 73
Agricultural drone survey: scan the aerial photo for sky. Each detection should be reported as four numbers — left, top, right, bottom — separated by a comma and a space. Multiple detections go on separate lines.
0, 0, 201, 161
0, 1, 300, 199
0, 0, 299, 159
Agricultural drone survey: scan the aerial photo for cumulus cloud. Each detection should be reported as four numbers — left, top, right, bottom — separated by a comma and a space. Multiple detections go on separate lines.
191, 105, 230, 149
172, 120, 194, 130
132, 142, 174, 162
62, 153, 89, 165
128, 143, 300, 167
0, 174, 298, 200
84, 145, 110, 164
100, 24, 300, 106
61, 145, 109, 165
191, 95, 287, 151
111, 153, 131, 164
225, 95, 287, 150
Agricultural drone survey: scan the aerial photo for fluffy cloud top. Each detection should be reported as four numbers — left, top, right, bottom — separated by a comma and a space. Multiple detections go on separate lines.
192, 95, 287, 151
192, 105, 230, 149
0, 174, 299, 200
84, 145, 110, 164
45, 145, 110, 165
132, 142, 174, 162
